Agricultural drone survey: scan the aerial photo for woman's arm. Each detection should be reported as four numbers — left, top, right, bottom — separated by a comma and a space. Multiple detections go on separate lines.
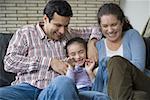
124, 29, 146, 71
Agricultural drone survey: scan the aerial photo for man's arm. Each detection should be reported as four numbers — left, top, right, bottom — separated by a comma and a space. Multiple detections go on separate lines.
4, 29, 49, 74
68, 26, 102, 41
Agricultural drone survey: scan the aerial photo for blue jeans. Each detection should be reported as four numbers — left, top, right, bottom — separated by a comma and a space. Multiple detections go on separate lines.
0, 82, 41, 100
0, 76, 109, 100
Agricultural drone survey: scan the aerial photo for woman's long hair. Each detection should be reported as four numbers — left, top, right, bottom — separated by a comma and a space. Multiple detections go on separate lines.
97, 3, 133, 32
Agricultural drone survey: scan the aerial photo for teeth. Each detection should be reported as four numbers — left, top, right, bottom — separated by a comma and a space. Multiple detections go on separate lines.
109, 32, 113, 34
108, 33, 114, 37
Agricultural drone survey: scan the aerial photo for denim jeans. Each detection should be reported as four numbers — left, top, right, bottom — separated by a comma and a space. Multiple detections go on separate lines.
0, 76, 109, 100
0, 82, 41, 100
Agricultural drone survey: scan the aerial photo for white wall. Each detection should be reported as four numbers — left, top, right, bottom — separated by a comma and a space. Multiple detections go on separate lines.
120, 0, 150, 34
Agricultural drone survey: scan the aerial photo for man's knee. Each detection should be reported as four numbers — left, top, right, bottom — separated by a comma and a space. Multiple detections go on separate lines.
38, 76, 77, 100
51, 76, 74, 86
0, 87, 6, 96
47, 76, 76, 92
0, 86, 13, 99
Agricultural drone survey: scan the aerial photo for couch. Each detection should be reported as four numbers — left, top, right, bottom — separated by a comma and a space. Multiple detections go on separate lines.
144, 37, 150, 70
0, 33, 16, 87
0, 33, 150, 87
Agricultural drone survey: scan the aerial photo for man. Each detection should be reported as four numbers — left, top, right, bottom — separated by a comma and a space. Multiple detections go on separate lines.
0, 0, 101, 100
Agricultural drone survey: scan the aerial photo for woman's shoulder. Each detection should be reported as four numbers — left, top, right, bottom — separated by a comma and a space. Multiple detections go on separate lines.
96, 38, 105, 45
124, 29, 140, 36
125, 29, 139, 34
96, 38, 105, 50
123, 29, 141, 39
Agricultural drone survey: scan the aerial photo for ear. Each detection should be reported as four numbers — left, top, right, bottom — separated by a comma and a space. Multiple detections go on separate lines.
121, 21, 124, 27
43, 14, 49, 23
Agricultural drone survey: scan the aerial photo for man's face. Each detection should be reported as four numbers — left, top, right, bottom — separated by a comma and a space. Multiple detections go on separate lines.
43, 12, 70, 41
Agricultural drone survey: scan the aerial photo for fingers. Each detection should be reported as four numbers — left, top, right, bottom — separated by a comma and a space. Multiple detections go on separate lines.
85, 59, 96, 69
85, 58, 94, 63
59, 66, 68, 75
94, 56, 98, 63
52, 59, 68, 75
64, 57, 76, 67
89, 55, 98, 63
62, 63, 68, 75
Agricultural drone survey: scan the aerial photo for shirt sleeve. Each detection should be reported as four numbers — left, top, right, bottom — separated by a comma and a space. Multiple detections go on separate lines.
125, 29, 146, 71
66, 67, 75, 81
4, 28, 50, 74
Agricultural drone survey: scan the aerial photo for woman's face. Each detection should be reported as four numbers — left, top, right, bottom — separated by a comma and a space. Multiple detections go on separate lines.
100, 14, 123, 43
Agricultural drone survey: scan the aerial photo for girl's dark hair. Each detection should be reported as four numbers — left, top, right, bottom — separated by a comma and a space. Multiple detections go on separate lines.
65, 37, 87, 57
97, 3, 133, 32
43, 0, 73, 22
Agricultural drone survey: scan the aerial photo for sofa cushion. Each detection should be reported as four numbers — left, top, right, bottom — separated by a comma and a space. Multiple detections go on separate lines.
0, 33, 16, 87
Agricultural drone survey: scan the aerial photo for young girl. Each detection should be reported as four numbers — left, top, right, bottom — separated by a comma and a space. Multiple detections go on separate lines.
64, 37, 98, 91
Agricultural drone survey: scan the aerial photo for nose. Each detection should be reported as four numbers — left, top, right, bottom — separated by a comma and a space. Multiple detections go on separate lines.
107, 26, 113, 33
75, 53, 80, 59
58, 26, 65, 34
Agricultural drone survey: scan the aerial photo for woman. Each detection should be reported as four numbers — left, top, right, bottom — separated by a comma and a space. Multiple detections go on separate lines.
92, 3, 150, 100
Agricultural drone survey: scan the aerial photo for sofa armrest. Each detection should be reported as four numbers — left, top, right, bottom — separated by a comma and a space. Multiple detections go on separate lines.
0, 33, 16, 87
143, 37, 150, 70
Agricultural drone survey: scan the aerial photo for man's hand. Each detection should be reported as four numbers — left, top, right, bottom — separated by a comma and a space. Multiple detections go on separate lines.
87, 39, 98, 63
50, 58, 68, 75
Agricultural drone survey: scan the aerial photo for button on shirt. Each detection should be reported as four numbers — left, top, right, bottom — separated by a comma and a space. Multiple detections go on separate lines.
4, 22, 102, 89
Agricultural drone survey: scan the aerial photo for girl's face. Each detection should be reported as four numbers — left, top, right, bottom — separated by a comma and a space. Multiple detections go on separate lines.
67, 42, 86, 66
100, 14, 123, 43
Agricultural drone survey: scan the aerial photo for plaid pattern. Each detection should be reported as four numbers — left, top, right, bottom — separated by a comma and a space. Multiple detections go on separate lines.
4, 22, 101, 89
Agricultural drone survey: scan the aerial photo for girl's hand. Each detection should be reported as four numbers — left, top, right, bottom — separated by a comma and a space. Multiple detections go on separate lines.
85, 59, 95, 72
85, 58, 96, 82
64, 57, 76, 68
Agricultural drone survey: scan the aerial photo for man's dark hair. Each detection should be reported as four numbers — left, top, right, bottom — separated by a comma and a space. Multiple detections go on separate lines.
43, 0, 73, 22
65, 37, 87, 57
